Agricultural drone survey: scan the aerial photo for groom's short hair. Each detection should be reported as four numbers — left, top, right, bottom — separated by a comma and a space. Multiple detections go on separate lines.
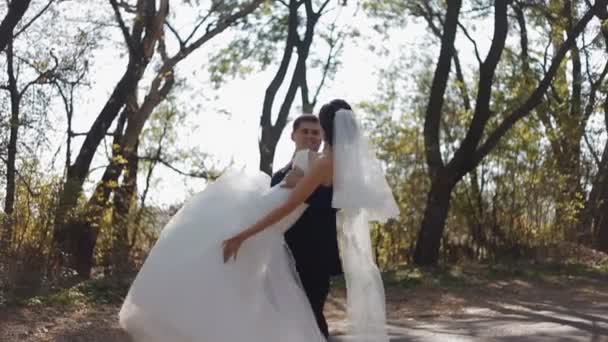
292, 114, 319, 131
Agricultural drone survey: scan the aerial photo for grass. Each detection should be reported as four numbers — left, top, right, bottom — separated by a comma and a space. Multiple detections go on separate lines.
4, 259, 607, 309
483, 260, 608, 281
333, 259, 608, 290
5, 277, 131, 308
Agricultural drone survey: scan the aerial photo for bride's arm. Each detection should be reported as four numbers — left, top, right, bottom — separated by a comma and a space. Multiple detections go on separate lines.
240, 157, 330, 238
223, 157, 332, 262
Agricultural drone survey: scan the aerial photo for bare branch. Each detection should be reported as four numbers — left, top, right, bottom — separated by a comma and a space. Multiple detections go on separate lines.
20, 53, 60, 95
139, 155, 211, 179
178, 0, 265, 58
13, 0, 55, 38
184, 1, 222, 45
537, 108, 563, 156
157, 32, 169, 62
414, 1, 471, 111
165, 20, 185, 48
312, 20, 344, 107
542, 30, 553, 74
474, 6, 598, 166
457, 20, 482, 65
513, 2, 530, 73
116, 0, 137, 13
417, 1, 445, 36
0, 154, 40, 197
109, 0, 136, 55
165, 20, 186, 49
583, 59, 608, 123
449, 0, 509, 171
584, 131, 602, 167
140, 107, 174, 208
316, 0, 331, 16
582, 30, 594, 83
424, 0, 463, 175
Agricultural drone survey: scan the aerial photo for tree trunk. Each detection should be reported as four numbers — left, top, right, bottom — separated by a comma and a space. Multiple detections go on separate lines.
413, 0, 462, 266
578, 16, 608, 243
593, 149, 608, 252
596, 211, 608, 252
1, 40, 20, 250
466, 168, 488, 256
73, 107, 130, 278
585, 97, 608, 250
0, 0, 32, 53
54, 60, 146, 224
554, 146, 584, 238
259, 129, 281, 175
80, 66, 173, 277
259, 0, 324, 174
413, 172, 457, 265
540, 0, 586, 240
52, 71, 142, 277
110, 142, 139, 275
53, 0, 167, 273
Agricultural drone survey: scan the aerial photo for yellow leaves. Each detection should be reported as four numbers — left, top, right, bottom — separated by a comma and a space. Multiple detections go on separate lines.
602, 19, 608, 33
159, 69, 173, 80
33, 59, 49, 71
106, 180, 120, 190
111, 154, 128, 165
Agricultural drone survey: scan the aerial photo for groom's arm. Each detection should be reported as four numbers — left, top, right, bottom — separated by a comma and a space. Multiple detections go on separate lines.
272, 168, 322, 206
272, 163, 329, 207
271, 168, 287, 187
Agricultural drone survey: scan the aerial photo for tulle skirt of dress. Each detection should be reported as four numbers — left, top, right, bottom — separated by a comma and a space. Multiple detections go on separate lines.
119, 169, 326, 342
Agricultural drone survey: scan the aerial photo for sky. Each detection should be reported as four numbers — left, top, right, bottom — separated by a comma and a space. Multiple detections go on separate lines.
23, 0, 606, 208
62, 1, 437, 207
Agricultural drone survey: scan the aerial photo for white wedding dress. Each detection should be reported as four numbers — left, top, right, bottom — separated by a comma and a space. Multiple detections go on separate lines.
119, 150, 327, 342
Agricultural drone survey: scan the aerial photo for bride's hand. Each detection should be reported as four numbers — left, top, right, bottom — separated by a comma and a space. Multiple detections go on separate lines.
222, 232, 248, 263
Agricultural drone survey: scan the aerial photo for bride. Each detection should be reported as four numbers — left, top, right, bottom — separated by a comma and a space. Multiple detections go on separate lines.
119, 99, 399, 342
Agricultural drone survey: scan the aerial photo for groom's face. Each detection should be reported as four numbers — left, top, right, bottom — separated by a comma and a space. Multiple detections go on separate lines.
291, 121, 322, 152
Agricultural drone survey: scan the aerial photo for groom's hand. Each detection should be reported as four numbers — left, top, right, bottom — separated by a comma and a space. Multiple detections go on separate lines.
280, 168, 304, 188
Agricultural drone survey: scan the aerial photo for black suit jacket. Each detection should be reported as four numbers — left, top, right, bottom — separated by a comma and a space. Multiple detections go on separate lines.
271, 165, 342, 276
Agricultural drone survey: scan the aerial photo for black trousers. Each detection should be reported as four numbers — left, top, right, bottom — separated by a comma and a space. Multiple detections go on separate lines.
298, 267, 331, 338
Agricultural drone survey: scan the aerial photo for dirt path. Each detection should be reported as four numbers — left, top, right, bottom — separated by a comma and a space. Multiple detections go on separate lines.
329, 278, 608, 341
2, 275, 607, 341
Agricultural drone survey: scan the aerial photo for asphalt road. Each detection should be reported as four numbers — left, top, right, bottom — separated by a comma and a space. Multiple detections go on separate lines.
330, 304, 608, 341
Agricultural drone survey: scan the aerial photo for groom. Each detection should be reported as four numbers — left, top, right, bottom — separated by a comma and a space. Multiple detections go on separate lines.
271, 114, 342, 338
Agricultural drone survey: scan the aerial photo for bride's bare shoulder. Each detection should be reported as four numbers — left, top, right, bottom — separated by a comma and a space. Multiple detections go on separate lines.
307, 150, 321, 164
310, 153, 332, 172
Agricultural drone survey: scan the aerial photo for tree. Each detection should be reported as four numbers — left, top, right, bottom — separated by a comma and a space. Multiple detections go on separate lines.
98, 0, 266, 276
208, 0, 348, 174
53, 0, 266, 278
258, 0, 339, 174
581, 18, 608, 251
411, 0, 605, 265
528, 0, 608, 240
0, 0, 59, 253
52, 0, 170, 277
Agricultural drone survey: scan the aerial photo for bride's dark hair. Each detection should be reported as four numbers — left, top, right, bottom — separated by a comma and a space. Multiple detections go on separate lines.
319, 99, 352, 146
